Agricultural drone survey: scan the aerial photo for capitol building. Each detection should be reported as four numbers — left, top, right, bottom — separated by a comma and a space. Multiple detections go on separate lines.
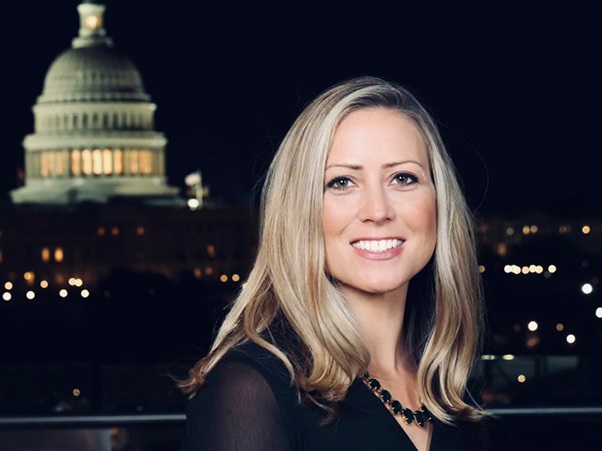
1, 1, 254, 291
11, 1, 178, 204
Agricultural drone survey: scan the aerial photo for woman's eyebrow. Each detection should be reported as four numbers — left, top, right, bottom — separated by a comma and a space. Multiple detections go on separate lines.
325, 160, 425, 171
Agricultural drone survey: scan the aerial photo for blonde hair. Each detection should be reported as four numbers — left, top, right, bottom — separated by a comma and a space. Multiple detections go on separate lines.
181, 76, 485, 424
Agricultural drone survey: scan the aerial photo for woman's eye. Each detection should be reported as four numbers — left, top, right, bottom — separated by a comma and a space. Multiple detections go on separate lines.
393, 173, 418, 186
326, 177, 352, 190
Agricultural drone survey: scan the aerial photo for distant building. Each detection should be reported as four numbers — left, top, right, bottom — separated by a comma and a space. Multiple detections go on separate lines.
11, 1, 178, 205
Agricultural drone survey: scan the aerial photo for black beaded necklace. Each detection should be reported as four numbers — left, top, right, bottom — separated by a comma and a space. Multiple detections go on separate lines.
361, 372, 433, 427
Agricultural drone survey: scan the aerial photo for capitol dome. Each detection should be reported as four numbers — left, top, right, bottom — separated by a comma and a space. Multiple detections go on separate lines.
39, 45, 150, 104
11, 1, 178, 205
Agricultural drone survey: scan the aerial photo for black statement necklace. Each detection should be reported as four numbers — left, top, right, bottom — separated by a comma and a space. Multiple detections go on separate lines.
361, 372, 433, 427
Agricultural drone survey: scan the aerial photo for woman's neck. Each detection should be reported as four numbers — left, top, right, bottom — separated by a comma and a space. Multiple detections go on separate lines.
341, 284, 409, 375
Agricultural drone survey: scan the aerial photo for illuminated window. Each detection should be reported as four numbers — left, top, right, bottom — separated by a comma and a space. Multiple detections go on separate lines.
45, 152, 54, 176
140, 150, 152, 174
207, 245, 216, 258
71, 150, 81, 175
54, 247, 64, 263
41, 247, 50, 262
103, 149, 112, 175
82, 149, 92, 175
56, 151, 68, 176
130, 150, 139, 174
114, 149, 123, 174
41, 152, 49, 177
92, 149, 102, 175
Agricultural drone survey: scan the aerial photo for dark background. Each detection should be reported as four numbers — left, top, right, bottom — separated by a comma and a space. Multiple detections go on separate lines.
1, 0, 600, 215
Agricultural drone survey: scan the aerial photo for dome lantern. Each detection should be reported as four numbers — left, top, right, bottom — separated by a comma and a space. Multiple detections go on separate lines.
73, 1, 112, 49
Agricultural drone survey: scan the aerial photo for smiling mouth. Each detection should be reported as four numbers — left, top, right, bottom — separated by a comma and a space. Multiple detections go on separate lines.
351, 239, 403, 252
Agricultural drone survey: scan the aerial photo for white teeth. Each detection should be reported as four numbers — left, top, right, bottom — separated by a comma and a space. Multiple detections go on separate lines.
352, 239, 403, 252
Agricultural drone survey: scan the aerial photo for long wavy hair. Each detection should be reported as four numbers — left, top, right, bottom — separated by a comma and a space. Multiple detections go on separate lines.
181, 76, 485, 424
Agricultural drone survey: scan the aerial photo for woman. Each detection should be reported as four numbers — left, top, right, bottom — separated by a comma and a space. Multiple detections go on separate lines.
180, 76, 490, 450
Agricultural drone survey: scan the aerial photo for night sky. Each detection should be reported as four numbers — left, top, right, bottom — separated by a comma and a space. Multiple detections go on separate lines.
1, 1, 600, 216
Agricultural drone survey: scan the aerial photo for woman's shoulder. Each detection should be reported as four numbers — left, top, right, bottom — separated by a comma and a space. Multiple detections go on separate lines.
182, 342, 300, 450
212, 340, 293, 387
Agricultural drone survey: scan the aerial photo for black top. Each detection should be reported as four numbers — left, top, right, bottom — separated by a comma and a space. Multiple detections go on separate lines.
181, 341, 491, 450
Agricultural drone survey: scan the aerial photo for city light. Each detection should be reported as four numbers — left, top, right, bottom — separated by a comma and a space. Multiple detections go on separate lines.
527, 321, 538, 332
2, 292, 11, 301
502, 354, 515, 361
232, 274, 240, 282
556, 323, 564, 331
74, 278, 83, 287
72, 388, 81, 397
582, 225, 591, 234
4, 281, 13, 290
521, 266, 529, 275
595, 308, 602, 319
581, 283, 593, 295
517, 375, 526, 383
548, 265, 557, 273
506, 227, 514, 236
530, 225, 538, 233
220, 274, 228, 283
478, 265, 486, 273
68, 277, 76, 286
59, 289, 68, 298
566, 334, 576, 344
24, 271, 34, 281
187, 198, 200, 210
40, 280, 49, 288
26, 291, 35, 300
481, 355, 496, 360
54, 248, 64, 262
522, 225, 530, 235
81, 289, 90, 298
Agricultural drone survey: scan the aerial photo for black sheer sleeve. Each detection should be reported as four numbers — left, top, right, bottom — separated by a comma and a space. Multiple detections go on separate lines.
182, 361, 293, 451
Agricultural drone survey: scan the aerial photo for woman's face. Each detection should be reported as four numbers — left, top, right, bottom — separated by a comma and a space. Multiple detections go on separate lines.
323, 108, 437, 301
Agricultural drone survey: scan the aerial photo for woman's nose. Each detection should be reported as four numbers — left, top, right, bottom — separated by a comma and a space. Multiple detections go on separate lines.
357, 185, 395, 224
